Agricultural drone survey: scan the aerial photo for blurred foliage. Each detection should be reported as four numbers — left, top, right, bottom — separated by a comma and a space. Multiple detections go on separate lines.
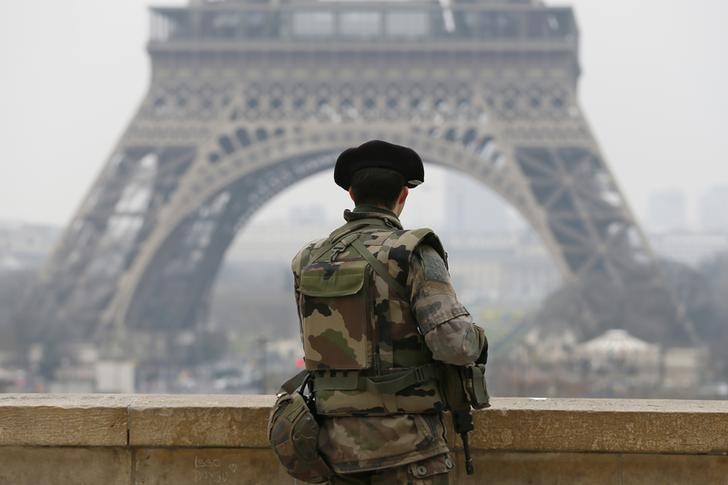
531, 251, 728, 374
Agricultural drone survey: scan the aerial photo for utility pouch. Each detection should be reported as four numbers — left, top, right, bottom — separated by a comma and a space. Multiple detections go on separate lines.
299, 259, 373, 370
462, 364, 490, 410
439, 364, 490, 411
267, 371, 333, 483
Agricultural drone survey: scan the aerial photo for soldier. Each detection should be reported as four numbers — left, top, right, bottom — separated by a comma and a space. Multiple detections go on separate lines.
291, 140, 488, 484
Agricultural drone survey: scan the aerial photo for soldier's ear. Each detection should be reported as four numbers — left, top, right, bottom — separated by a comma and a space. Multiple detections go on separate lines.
348, 187, 356, 203
398, 186, 409, 204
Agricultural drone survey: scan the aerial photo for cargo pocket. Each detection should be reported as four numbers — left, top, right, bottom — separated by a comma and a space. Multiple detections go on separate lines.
408, 454, 454, 484
410, 414, 436, 450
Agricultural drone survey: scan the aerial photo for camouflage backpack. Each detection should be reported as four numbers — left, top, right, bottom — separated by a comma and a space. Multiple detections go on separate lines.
293, 220, 448, 416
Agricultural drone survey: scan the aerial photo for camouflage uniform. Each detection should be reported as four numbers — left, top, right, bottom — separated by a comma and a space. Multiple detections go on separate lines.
292, 205, 487, 484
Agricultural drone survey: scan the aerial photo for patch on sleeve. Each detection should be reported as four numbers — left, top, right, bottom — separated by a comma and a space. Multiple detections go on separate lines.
419, 245, 451, 284
414, 293, 469, 334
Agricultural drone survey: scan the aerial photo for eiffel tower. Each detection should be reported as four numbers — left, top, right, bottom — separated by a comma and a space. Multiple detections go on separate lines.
24, 0, 694, 353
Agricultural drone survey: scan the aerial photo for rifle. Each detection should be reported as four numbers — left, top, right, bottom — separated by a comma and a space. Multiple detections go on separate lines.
452, 409, 475, 474
439, 364, 489, 475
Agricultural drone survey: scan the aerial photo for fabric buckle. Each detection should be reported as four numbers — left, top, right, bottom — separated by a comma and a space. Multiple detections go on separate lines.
413, 366, 426, 383
329, 247, 343, 262
329, 233, 361, 262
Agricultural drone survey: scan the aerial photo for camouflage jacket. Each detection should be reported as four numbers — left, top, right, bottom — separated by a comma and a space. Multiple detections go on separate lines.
291, 205, 487, 474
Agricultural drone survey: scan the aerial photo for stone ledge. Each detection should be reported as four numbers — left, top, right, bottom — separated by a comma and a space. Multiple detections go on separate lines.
471, 398, 728, 455
130, 394, 274, 447
1, 395, 727, 455
0, 394, 130, 446
4, 448, 726, 485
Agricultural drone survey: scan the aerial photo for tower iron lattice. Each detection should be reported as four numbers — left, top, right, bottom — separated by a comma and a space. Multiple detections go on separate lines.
25, 0, 695, 352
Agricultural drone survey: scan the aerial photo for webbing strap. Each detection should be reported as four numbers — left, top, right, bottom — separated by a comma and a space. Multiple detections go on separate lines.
364, 364, 439, 394
350, 238, 409, 300
313, 364, 439, 394
306, 222, 370, 265
279, 369, 309, 395
306, 240, 334, 266
329, 219, 379, 242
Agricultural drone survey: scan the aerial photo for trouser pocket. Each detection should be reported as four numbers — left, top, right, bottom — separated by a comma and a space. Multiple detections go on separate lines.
408, 454, 453, 484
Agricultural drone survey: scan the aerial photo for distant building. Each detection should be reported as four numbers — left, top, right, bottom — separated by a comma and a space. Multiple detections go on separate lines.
0, 222, 59, 269
699, 187, 728, 233
575, 329, 661, 395
576, 329, 660, 367
646, 189, 687, 233
444, 171, 509, 236
661, 347, 709, 390
95, 360, 135, 393
650, 231, 728, 266
445, 231, 560, 307
228, 218, 338, 263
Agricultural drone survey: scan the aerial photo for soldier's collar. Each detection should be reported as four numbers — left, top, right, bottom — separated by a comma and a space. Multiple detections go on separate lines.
343, 204, 403, 229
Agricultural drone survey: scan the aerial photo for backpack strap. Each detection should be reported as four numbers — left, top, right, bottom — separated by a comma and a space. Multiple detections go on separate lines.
349, 228, 447, 300
278, 369, 310, 395
293, 238, 327, 275
305, 221, 373, 265
350, 237, 409, 300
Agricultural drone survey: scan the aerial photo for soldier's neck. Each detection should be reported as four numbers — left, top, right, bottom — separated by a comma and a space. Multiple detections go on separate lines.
345, 204, 403, 229
353, 204, 398, 217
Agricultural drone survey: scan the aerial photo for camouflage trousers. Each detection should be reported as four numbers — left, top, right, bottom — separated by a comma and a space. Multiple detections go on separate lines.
327, 454, 452, 485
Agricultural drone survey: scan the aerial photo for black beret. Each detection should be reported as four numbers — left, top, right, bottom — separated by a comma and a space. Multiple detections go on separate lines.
334, 140, 424, 190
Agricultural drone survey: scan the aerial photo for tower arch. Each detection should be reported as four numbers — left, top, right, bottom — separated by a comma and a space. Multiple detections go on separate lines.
109, 125, 560, 331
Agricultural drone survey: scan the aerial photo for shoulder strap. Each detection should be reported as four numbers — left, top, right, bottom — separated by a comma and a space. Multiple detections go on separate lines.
301, 227, 441, 301
329, 220, 377, 242
378, 228, 447, 290
279, 369, 310, 395
418, 230, 448, 269
305, 221, 373, 265
349, 228, 447, 300
393, 228, 446, 263
350, 238, 409, 300
294, 238, 327, 273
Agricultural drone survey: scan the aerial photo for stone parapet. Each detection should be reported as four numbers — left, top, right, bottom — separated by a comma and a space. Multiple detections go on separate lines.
1, 395, 727, 484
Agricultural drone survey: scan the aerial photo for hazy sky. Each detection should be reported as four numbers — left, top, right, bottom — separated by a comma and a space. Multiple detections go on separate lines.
1, 0, 727, 228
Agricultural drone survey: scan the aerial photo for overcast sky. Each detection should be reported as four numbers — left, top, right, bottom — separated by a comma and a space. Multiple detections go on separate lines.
1, 0, 727, 228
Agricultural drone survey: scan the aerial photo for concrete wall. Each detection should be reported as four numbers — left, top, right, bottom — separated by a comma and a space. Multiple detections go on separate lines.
0, 395, 727, 484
